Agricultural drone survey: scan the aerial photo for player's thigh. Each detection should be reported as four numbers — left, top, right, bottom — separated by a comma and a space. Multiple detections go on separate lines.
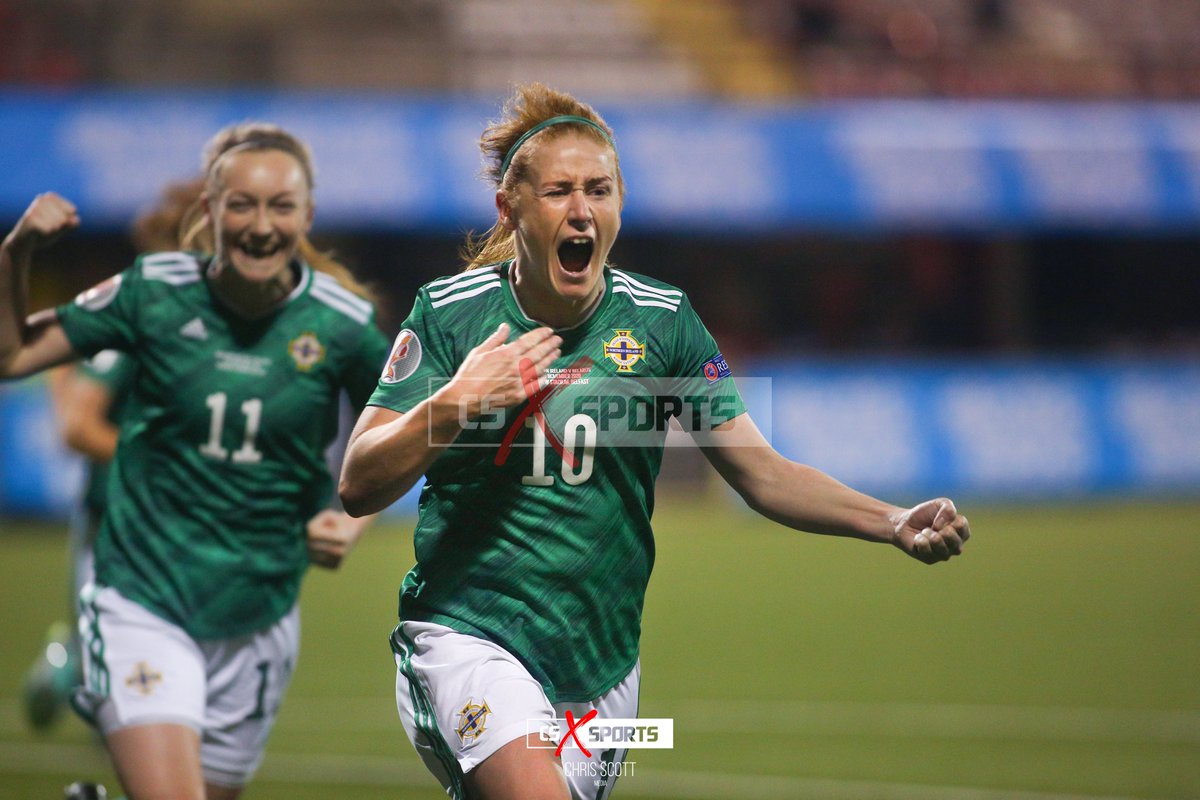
554, 660, 640, 800
465, 733, 570, 800
201, 604, 300, 790
76, 585, 208, 798
75, 583, 207, 733
392, 621, 560, 799
106, 722, 205, 800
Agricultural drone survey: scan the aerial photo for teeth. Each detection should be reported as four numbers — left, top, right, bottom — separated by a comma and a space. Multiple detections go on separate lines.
569, 237, 590, 245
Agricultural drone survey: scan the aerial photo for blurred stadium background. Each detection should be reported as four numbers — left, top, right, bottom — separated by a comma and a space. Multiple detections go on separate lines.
1, 1, 1198, 798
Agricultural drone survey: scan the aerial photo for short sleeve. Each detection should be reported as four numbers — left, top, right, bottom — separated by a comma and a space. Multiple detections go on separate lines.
340, 315, 393, 411
670, 294, 746, 428
78, 349, 136, 393
55, 267, 141, 358
368, 291, 456, 413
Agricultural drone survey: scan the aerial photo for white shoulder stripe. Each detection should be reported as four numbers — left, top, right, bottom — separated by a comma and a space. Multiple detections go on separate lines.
611, 270, 683, 299
614, 278, 681, 309
429, 271, 502, 300
428, 265, 501, 290
144, 264, 199, 275
311, 272, 373, 316
430, 279, 502, 308
611, 278, 681, 308
143, 271, 201, 286
311, 284, 371, 324
142, 251, 200, 271
612, 284, 680, 312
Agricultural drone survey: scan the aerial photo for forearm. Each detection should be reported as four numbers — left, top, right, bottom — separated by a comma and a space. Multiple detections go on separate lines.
64, 423, 119, 463
0, 235, 33, 370
736, 456, 903, 544
338, 389, 465, 516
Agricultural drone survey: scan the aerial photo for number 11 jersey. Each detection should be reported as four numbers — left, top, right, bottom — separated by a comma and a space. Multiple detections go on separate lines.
56, 252, 389, 639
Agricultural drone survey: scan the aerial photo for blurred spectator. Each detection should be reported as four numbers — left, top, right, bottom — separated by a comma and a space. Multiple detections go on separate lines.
0, 1, 83, 85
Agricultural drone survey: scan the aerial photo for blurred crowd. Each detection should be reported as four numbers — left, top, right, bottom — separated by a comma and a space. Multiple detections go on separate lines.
4, 0, 1200, 99
2, 0, 1198, 361
746, 0, 1200, 99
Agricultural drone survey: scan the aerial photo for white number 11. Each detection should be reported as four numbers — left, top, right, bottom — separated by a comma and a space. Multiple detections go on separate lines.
200, 392, 264, 464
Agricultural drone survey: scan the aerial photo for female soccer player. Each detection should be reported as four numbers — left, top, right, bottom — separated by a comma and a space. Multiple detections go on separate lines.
0, 123, 390, 800
339, 83, 971, 800
23, 178, 200, 734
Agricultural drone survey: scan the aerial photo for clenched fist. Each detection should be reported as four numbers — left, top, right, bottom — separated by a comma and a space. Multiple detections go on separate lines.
5, 192, 80, 251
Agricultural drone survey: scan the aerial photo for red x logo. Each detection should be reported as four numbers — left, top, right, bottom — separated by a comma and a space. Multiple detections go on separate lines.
494, 355, 593, 469
555, 709, 597, 758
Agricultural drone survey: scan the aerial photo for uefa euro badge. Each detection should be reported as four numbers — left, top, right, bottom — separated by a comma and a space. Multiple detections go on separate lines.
456, 700, 491, 745
288, 332, 326, 371
602, 329, 646, 373
381, 329, 422, 384
125, 662, 163, 696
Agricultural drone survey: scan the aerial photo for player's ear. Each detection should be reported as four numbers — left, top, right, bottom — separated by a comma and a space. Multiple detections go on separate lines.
200, 190, 215, 225
496, 189, 517, 232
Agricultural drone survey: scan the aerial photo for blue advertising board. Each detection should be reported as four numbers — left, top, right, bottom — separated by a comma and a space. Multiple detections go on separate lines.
1, 91, 1198, 233
748, 358, 1200, 500
3, 359, 1197, 518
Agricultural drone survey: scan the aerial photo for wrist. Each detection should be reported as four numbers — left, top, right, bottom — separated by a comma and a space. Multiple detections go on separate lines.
2, 229, 36, 256
426, 385, 471, 445
883, 505, 910, 547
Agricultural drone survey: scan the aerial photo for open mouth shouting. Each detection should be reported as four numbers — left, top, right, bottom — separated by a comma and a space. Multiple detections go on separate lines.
557, 236, 594, 277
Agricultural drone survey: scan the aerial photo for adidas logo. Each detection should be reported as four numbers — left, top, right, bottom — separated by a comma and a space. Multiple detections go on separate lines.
180, 318, 208, 341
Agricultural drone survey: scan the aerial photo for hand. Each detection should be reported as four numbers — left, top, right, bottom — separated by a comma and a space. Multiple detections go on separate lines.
306, 509, 364, 570
442, 323, 561, 419
5, 193, 80, 251
890, 497, 970, 564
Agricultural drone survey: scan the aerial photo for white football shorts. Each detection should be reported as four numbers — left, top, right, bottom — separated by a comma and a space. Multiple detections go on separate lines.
393, 620, 639, 800
74, 583, 299, 787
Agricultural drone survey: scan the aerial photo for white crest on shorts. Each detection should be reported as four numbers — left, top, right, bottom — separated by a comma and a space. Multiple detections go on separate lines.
381, 329, 421, 384
455, 699, 491, 744
75, 274, 123, 311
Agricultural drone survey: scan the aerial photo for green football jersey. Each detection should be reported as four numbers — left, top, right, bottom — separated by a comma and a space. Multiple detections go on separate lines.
76, 350, 136, 515
371, 261, 745, 702
56, 252, 390, 639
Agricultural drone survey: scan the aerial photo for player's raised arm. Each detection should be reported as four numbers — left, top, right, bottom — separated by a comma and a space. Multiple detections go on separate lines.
339, 322, 561, 516
0, 193, 81, 379
698, 413, 970, 564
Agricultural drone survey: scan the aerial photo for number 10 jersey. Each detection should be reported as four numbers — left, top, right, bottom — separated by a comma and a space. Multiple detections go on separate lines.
369, 261, 745, 702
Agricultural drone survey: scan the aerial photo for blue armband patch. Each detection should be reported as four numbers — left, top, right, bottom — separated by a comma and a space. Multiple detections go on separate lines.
701, 353, 732, 383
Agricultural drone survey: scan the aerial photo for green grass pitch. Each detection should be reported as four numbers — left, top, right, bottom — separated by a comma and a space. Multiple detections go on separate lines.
2, 495, 1197, 799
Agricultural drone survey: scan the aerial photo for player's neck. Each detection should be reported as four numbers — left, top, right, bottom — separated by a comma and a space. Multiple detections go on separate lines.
510, 264, 603, 330
207, 259, 298, 319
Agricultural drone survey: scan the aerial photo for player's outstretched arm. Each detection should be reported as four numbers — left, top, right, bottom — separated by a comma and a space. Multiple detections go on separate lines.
698, 413, 970, 563
339, 323, 561, 516
0, 193, 80, 379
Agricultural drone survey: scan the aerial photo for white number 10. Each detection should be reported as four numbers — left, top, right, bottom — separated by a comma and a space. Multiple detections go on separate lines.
200, 392, 264, 464
522, 413, 596, 486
